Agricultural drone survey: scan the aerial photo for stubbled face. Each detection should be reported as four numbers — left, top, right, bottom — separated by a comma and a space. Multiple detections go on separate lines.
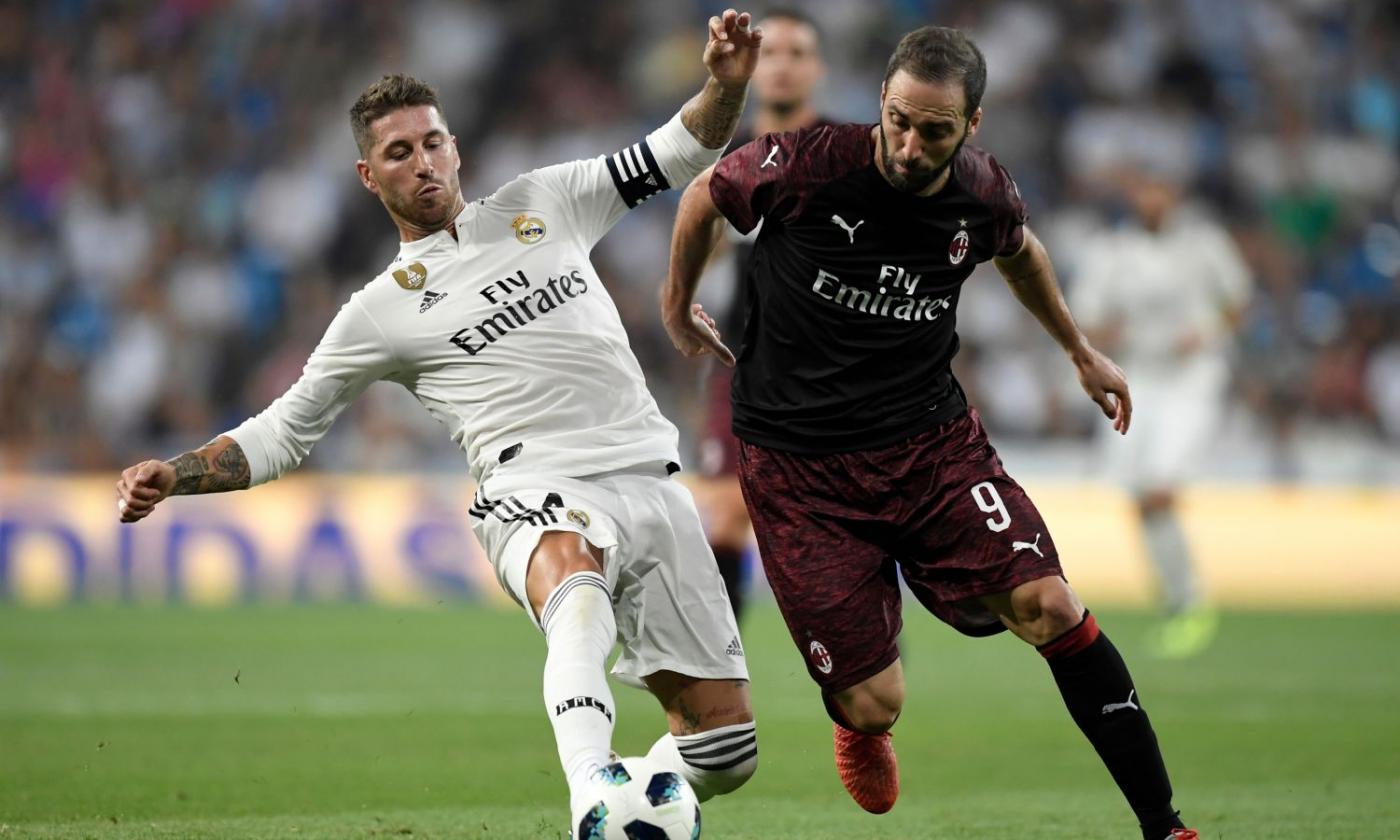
356, 105, 463, 231
877, 69, 981, 194
752, 17, 822, 111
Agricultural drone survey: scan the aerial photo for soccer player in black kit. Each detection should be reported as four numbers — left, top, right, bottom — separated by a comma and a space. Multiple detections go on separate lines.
661, 26, 1196, 840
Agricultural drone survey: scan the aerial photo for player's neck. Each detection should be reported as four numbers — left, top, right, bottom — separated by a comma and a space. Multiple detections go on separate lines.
754, 102, 818, 135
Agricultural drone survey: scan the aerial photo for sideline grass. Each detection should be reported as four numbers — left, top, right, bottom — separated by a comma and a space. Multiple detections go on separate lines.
2, 605, 1398, 838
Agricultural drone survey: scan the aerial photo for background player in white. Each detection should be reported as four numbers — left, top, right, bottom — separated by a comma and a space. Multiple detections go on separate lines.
1073, 164, 1252, 658
695, 7, 827, 627
112, 9, 764, 828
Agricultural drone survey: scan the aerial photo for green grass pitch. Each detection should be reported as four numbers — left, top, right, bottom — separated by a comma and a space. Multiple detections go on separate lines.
2, 605, 1398, 838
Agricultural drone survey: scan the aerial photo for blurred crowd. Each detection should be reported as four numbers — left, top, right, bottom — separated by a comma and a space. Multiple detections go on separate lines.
1, 0, 1397, 480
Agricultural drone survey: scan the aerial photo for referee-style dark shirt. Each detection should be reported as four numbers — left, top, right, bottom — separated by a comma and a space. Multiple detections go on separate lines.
710, 123, 1028, 453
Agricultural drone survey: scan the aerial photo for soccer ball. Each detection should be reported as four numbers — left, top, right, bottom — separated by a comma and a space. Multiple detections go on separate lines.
573, 756, 701, 839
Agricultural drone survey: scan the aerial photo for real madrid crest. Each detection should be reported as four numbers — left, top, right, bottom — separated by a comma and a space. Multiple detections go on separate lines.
566, 509, 591, 528
392, 261, 428, 290
512, 214, 546, 245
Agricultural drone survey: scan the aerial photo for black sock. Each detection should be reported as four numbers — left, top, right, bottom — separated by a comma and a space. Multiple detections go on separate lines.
1039, 612, 1185, 840
712, 545, 745, 624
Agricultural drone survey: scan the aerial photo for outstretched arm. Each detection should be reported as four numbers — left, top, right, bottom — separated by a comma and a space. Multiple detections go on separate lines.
661, 168, 733, 365
994, 226, 1133, 434
114, 294, 397, 523
117, 435, 250, 523
678, 9, 761, 149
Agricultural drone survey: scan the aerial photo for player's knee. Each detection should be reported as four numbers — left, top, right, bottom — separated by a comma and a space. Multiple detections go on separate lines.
525, 532, 605, 621
836, 686, 903, 734
676, 722, 758, 800
1028, 591, 1086, 647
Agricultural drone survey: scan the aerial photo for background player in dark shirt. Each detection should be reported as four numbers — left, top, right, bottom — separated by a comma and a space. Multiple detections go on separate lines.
697, 7, 829, 628
661, 26, 1196, 840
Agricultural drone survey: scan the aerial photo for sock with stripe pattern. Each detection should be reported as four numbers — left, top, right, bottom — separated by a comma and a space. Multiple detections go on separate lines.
646, 721, 758, 801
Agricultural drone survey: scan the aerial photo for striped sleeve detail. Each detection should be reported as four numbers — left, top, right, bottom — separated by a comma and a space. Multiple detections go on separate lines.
605, 138, 671, 208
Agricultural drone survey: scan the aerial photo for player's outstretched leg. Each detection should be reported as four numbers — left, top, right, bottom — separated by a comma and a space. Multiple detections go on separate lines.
981, 576, 1193, 840
643, 671, 758, 801
1138, 490, 1216, 659
825, 660, 904, 814
525, 532, 618, 815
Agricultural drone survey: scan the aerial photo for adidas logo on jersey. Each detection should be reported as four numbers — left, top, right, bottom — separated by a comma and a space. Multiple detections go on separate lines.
418, 290, 447, 313
726, 636, 745, 657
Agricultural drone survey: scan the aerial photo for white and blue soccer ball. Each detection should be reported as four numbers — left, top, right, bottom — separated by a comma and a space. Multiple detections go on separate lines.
573, 756, 701, 840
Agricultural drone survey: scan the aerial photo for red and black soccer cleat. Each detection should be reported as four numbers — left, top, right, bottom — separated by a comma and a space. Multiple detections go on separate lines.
832, 722, 899, 814
1164, 829, 1199, 839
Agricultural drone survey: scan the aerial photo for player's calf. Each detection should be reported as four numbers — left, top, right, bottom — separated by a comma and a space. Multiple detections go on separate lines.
526, 533, 618, 812
644, 672, 757, 801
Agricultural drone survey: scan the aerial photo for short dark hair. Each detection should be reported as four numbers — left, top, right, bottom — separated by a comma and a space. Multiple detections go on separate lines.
759, 7, 822, 44
349, 74, 444, 157
883, 27, 987, 115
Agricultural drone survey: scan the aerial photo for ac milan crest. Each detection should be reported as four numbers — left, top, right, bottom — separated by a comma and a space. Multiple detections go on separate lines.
949, 229, 970, 265
809, 640, 834, 675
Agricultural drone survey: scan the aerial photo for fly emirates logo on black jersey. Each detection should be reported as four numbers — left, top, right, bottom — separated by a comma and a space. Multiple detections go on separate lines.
811, 263, 953, 322
448, 268, 589, 356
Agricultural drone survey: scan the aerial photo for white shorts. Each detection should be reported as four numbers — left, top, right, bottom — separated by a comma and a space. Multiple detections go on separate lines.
1101, 356, 1228, 494
470, 463, 749, 688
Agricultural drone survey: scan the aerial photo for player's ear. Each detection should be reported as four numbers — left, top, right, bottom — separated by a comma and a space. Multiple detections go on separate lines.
966, 107, 983, 138
450, 134, 460, 169
355, 159, 379, 196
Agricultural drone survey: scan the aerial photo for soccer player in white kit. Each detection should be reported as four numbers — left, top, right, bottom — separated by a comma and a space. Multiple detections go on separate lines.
1073, 165, 1252, 658
114, 10, 764, 827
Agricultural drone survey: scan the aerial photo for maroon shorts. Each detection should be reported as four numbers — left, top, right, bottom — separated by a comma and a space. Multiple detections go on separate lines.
697, 363, 740, 478
737, 409, 1063, 693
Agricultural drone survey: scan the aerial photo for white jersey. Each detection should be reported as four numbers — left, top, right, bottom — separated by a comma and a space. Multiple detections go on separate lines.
1074, 207, 1252, 491
1072, 208, 1251, 376
227, 113, 722, 487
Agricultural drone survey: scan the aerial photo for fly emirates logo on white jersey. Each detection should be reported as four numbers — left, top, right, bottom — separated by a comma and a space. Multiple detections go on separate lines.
448, 268, 590, 356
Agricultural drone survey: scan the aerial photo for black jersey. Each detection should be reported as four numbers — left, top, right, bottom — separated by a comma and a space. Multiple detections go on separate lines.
710, 123, 1028, 453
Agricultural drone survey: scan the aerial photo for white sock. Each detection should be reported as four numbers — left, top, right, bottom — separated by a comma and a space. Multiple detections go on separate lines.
540, 571, 617, 813
1142, 508, 1200, 614
646, 721, 758, 802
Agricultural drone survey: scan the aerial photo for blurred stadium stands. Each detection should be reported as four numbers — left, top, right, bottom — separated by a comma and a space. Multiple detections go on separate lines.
0, 0, 1397, 485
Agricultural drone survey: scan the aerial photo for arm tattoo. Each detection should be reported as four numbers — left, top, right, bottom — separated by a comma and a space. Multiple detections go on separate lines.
167, 437, 251, 495
680, 78, 749, 150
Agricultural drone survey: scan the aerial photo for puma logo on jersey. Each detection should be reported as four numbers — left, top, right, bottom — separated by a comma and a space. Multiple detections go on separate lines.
1101, 689, 1139, 715
1012, 533, 1043, 557
760, 145, 780, 168
831, 215, 864, 243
